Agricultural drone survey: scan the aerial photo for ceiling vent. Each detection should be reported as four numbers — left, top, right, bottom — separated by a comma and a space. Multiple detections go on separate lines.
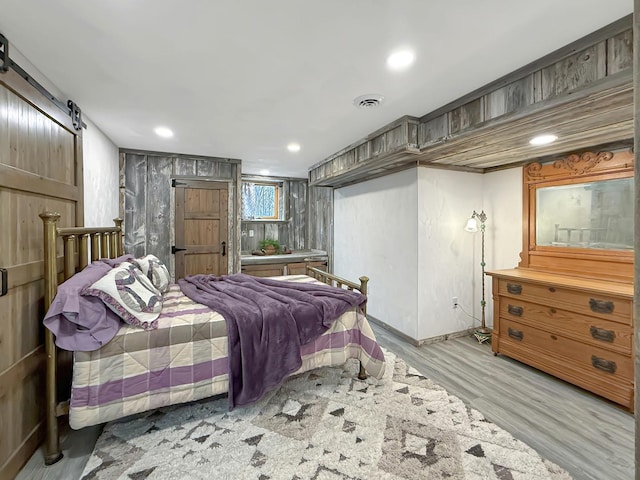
353, 94, 384, 109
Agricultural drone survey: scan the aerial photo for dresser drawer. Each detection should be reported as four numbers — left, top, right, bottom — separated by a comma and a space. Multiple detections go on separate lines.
499, 298, 632, 354
499, 318, 633, 382
498, 279, 631, 325
497, 337, 633, 410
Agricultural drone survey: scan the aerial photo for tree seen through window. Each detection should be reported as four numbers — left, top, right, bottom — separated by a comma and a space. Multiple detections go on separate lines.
242, 182, 280, 219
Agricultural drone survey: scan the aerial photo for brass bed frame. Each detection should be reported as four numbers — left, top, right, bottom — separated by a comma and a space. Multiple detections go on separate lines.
39, 211, 370, 465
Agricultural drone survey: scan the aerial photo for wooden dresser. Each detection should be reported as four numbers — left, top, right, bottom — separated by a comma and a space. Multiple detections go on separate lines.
487, 268, 633, 410
487, 149, 634, 410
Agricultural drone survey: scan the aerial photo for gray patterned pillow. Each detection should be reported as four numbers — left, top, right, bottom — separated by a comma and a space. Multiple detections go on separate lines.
82, 263, 162, 330
134, 254, 171, 293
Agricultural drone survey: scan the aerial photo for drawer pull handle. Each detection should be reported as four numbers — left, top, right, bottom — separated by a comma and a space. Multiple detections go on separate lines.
591, 355, 617, 374
549, 287, 556, 293
506, 283, 522, 295
589, 298, 614, 314
508, 328, 523, 341
590, 326, 616, 343
507, 305, 523, 316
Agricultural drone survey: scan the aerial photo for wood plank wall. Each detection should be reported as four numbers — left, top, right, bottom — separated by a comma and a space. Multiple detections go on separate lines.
120, 151, 241, 275
0, 69, 83, 480
239, 181, 334, 268
241, 179, 308, 253
307, 186, 334, 270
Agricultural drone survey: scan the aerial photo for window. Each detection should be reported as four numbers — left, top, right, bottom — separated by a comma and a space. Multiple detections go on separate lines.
242, 181, 282, 220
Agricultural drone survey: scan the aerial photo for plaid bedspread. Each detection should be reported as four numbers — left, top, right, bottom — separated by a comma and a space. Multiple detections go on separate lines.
69, 275, 385, 429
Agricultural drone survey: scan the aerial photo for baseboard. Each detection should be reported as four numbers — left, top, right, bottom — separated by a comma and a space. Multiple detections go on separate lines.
367, 316, 476, 347
417, 327, 477, 346
367, 315, 422, 346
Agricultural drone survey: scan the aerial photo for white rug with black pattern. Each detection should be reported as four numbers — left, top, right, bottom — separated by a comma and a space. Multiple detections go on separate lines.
81, 351, 571, 480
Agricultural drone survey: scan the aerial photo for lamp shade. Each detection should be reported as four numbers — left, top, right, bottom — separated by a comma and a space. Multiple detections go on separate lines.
464, 217, 478, 232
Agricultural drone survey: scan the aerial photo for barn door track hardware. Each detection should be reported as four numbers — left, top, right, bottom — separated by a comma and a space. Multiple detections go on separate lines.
0, 32, 86, 130
0, 34, 10, 73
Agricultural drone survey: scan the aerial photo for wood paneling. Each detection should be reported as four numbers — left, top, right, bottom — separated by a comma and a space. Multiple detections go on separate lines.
121, 151, 241, 275
539, 42, 607, 101
307, 186, 333, 270
241, 179, 309, 253
485, 76, 534, 120
240, 179, 331, 266
418, 114, 447, 147
0, 67, 82, 478
308, 116, 420, 186
449, 98, 483, 135
608, 30, 633, 75
124, 154, 147, 258
147, 157, 172, 267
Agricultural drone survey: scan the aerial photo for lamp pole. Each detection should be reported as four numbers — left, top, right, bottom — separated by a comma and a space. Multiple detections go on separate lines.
465, 210, 491, 342
478, 211, 489, 333
471, 210, 491, 341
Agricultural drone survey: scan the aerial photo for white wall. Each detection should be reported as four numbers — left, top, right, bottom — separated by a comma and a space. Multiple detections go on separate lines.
483, 167, 523, 324
82, 118, 119, 226
417, 168, 483, 339
334, 169, 419, 339
334, 165, 522, 343
10, 46, 120, 226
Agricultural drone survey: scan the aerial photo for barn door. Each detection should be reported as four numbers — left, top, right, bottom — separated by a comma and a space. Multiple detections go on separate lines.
174, 179, 229, 279
0, 69, 83, 476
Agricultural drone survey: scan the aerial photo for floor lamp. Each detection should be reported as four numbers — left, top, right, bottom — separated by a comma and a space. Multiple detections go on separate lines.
464, 210, 492, 344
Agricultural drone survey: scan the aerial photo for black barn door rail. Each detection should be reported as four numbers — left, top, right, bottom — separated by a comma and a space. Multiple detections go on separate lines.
0, 33, 86, 130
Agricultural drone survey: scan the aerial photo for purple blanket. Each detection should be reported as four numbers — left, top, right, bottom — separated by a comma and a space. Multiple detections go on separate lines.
178, 274, 367, 409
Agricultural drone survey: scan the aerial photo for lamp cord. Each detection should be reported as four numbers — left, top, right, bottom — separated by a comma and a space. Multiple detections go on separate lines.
456, 303, 482, 325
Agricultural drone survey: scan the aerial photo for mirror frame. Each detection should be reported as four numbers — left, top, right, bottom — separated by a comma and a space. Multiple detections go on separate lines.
519, 149, 634, 283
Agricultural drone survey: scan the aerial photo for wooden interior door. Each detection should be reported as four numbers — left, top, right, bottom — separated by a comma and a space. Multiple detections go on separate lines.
0, 69, 83, 477
174, 179, 229, 279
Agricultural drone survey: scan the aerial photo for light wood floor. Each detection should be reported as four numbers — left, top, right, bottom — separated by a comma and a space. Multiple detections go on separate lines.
18, 326, 633, 480
372, 325, 634, 480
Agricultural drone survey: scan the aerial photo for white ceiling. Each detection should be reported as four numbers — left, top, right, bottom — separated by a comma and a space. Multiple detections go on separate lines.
0, 0, 633, 178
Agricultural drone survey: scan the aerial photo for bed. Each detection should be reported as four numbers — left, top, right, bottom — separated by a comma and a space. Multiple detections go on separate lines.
39, 212, 386, 466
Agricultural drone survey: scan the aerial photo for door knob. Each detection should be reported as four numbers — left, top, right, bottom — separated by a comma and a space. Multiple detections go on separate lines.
221, 241, 226, 257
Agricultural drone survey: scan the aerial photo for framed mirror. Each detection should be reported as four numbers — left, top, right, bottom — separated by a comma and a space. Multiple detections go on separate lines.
520, 149, 634, 282
535, 177, 633, 250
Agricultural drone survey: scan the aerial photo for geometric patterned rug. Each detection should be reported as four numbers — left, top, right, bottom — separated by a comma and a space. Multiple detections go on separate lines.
81, 350, 572, 480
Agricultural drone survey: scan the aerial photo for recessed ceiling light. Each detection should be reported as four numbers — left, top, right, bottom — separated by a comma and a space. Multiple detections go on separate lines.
386, 50, 415, 70
154, 126, 173, 138
529, 134, 557, 146
287, 143, 301, 152
260, 169, 270, 176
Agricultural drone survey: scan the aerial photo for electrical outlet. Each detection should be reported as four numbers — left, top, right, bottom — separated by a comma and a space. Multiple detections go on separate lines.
452, 296, 458, 309
249, 230, 254, 237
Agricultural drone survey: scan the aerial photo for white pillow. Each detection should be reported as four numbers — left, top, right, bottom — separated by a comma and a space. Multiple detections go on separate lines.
134, 254, 171, 293
82, 263, 162, 330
